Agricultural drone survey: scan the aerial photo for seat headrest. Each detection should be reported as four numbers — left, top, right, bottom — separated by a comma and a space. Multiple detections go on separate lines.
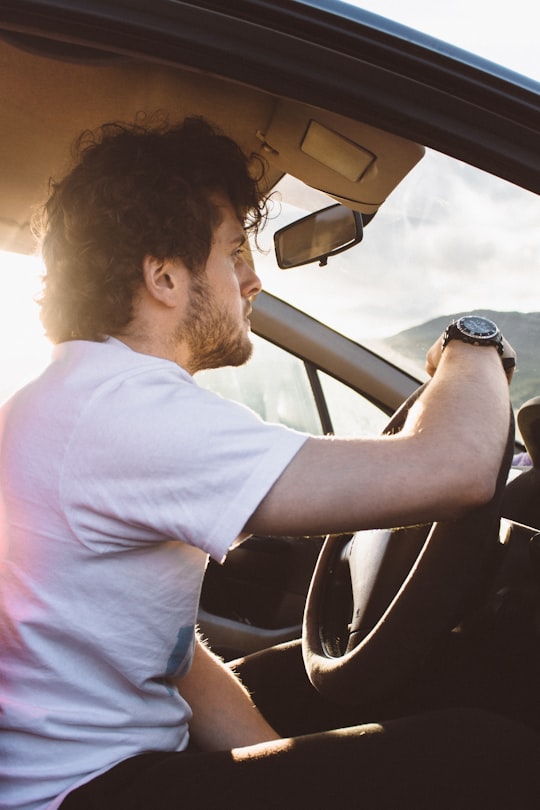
517, 396, 540, 467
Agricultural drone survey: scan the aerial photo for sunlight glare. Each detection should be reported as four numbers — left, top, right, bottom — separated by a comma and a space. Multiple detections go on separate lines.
0, 250, 52, 405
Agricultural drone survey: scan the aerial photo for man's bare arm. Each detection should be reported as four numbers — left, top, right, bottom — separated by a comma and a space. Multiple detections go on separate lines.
173, 635, 280, 751
246, 340, 513, 538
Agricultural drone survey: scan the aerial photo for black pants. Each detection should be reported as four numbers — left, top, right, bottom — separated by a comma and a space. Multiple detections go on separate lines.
61, 641, 540, 809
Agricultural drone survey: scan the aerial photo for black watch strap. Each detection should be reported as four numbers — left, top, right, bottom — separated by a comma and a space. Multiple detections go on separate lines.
442, 316, 504, 355
441, 315, 515, 373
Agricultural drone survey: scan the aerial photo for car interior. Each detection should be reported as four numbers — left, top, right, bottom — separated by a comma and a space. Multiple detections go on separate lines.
1, 1, 539, 739
0, 25, 424, 657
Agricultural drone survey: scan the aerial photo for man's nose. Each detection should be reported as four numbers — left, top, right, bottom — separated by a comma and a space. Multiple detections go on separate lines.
241, 258, 262, 298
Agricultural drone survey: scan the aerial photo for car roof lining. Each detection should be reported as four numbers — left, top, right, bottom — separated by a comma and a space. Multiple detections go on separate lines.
0, 33, 423, 254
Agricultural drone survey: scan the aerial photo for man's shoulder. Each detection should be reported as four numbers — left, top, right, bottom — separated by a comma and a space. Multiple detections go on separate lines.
52, 337, 191, 389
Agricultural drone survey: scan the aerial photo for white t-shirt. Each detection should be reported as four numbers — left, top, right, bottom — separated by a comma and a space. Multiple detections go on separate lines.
0, 338, 308, 810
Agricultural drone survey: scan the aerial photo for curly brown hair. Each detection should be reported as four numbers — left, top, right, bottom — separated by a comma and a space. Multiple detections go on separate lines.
36, 116, 267, 343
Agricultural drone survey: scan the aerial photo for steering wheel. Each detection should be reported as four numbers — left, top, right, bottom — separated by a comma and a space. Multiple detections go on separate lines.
302, 383, 515, 705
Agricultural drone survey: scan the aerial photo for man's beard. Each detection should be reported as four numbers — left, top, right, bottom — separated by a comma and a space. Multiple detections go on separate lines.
177, 272, 254, 373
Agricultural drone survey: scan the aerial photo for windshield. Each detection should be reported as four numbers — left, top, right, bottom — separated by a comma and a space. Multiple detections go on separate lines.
255, 148, 540, 410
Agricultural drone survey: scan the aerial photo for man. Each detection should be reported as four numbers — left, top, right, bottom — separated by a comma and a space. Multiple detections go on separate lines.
0, 116, 538, 810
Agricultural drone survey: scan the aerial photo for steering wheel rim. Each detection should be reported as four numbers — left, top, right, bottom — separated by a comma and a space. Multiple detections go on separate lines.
302, 384, 515, 706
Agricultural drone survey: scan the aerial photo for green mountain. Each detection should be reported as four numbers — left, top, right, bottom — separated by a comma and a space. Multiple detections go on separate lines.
384, 310, 540, 411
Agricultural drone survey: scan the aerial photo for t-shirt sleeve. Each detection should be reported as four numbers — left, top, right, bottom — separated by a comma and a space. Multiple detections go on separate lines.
62, 371, 309, 561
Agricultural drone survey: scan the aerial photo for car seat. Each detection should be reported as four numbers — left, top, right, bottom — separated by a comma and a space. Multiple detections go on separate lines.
502, 396, 540, 530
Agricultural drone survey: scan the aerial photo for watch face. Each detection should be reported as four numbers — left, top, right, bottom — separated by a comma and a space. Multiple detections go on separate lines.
457, 315, 498, 339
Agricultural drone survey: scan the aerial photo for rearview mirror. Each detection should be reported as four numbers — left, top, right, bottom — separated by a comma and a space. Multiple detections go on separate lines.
273, 204, 363, 269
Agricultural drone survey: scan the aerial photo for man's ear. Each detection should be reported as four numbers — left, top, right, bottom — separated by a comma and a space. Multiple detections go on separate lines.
142, 255, 188, 307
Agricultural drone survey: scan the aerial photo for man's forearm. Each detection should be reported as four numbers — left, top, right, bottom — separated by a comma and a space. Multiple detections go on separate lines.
173, 634, 280, 751
246, 340, 512, 538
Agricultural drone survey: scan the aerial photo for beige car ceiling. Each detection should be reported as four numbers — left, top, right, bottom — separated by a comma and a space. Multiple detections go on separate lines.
0, 34, 424, 255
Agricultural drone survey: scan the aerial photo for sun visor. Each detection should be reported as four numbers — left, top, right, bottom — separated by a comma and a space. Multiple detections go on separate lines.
257, 101, 424, 214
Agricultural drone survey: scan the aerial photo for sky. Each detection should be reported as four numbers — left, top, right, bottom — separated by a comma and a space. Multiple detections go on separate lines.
1, 0, 538, 402
343, 0, 540, 82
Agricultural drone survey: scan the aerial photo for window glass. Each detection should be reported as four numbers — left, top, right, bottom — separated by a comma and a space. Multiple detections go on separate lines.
196, 333, 323, 435
318, 371, 389, 437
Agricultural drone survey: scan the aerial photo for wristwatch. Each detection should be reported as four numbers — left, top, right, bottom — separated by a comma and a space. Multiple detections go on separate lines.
442, 315, 504, 355
442, 315, 516, 372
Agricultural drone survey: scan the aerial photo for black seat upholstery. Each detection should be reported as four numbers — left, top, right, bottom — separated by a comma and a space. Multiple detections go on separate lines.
502, 396, 540, 529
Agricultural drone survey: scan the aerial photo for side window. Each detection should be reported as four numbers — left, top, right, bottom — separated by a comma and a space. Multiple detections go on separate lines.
197, 334, 389, 438
318, 371, 389, 437
196, 334, 324, 435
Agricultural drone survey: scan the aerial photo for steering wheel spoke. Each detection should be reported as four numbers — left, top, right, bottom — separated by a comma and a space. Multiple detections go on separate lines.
348, 529, 393, 637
